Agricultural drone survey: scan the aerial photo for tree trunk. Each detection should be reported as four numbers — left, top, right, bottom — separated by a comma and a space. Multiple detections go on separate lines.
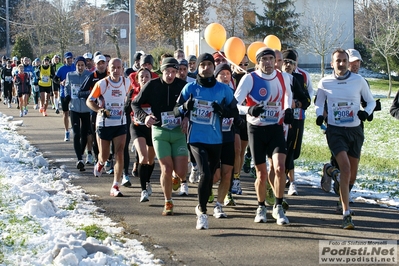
386, 56, 392, 98
321, 54, 325, 78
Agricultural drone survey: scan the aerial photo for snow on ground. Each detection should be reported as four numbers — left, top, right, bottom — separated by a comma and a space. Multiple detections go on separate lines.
0, 113, 160, 265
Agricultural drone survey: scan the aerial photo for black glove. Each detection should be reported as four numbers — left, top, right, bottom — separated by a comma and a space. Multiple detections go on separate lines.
234, 117, 246, 129
374, 99, 381, 111
248, 104, 264, 117
212, 101, 224, 117
183, 93, 194, 111
284, 108, 294, 124
101, 109, 111, 118
367, 112, 374, 122
357, 110, 368, 121
316, 115, 324, 126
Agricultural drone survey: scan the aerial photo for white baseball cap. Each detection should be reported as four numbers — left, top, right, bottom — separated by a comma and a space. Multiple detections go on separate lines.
94, 55, 106, 64
83, 52, 93, 60
346, 49, 363, 62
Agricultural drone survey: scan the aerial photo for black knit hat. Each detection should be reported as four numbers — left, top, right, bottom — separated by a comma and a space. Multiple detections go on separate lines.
160, 57, 179, 72
140, 54, 154, 66
74, 56, 86, 65
256, 47, 275, 63
214, 63, 232, 78
282, 50, 297, 61
196, 53, 215, 68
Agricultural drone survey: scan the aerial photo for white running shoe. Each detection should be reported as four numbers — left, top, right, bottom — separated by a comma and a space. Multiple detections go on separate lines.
178, 182, 189, 196
272, 205, 290, 225
122, 174, 131, 187
140, 190, 149, 202
85, 154, 94, 165
231, 179, 242, 195
254, 205, 267, 223
146, 183, 152, 196
110, 185, 123, 197
64, 131, 70, 141
93, 162, 104, 177
189, 166, 198, 183
288, 182, 298, 196
195, 205, 208, 230
213, 203, 227, 218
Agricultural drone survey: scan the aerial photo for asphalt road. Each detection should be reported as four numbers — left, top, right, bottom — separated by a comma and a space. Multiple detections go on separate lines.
2, 102, 398, 266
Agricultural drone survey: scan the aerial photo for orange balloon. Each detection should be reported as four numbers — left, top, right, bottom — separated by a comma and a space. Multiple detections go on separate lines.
263, 35, 281, 51
247, 41, 267, 64
224, 37, 246, 66
204, 23, 226, 51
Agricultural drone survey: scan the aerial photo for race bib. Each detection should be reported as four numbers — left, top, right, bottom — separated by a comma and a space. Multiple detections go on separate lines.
107, 102, 123, 120
190, 99, 214, 125
260, 102, 281, 123
332, 101, 354, 124
71, 84, 79, 99
134, 107, 152, 124
5, 76, 12, 83
222, 118, 234, 132
161, 111, 182, 130
42, 75, 49, 83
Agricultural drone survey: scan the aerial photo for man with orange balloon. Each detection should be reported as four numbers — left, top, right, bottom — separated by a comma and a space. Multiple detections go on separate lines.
234, 47, 293, 226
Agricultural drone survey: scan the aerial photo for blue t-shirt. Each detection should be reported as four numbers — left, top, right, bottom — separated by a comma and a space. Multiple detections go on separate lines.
56, 64, 76, 98
180, 81, 234, 144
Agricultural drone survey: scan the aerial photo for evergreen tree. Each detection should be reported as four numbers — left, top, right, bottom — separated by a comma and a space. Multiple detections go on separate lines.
12, 36, 34, 60
106, 0, 129, 11
247, 0, 299, 47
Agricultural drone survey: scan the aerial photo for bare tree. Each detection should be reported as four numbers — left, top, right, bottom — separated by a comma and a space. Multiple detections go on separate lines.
211, 0, 255, 38
105, 27, 122, 58
297, 0, 351, 77
358, 0, 399, 98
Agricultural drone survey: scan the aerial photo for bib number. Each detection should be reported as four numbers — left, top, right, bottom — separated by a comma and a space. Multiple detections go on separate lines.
332, 102, 354, 124
161, 111, 182, 130
260, 102, 281, 123
190, 99, 214, 125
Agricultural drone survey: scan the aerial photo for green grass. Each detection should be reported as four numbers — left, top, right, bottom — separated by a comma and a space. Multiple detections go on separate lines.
366, 78, 399, 91
77, 224, 109, 241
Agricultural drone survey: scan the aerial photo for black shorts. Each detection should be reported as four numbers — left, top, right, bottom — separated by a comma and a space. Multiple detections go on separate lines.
96, 125, 127, 141
220, 141, 235, 166
248, 123, 287, 165
326, 125, 364, 159
52, 83, 60, 92
61, 97, 70, 112
238, 115, 248, 141
39, 86, 51, 94
130, 123, 153, 147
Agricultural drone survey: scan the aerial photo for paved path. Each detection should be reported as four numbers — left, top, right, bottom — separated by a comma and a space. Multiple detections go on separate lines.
2, 102, 398, 266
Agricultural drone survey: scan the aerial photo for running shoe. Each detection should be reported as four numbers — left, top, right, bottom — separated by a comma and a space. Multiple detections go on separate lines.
23, 108, 28, 115
195, 205, 208, 230
93, 162, 104, 177
39, 107, 44, 113
110, 185, 123, 197
208, 189, 214, 203
254, 205, 267, 223
19, 111, 23, 117
342, 215, 355, 229
140, 190, 149, 202
8, 103, 11, 108
265, 181, 275, 206
43, 111, 47, 116
231, 174, 242, 195
64, 131, 70, 141
85, 154, 94, 165
76, 160, 85, 172
178, 182, 189, 196
321, 163, 332, 192
213, 203, 227, 218
188, 166, 198, 183
250, 167, 256, 178
224, 192, 236, 206
243, 154, 251, 173
55, 109, 60, 114
146, 183, 152, 196
162, 200, 174, 216
288, 182, 298, 196
272, 204, 290, 225
172, 176, 180, 191
122, 174, 131, 187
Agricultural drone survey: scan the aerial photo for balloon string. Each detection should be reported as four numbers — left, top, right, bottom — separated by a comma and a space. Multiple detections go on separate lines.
217, 51, 247, 74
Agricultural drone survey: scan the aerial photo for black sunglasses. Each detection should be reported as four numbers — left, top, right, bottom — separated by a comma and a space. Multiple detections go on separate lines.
283, 59, 296, 65
239, 63, 249, 66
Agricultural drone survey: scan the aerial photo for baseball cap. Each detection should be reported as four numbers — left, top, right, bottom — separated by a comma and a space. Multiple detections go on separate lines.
64, 52, 73, 59
12, 56, 18, 61
94, 55, 106, 64
178, 59, 188, 67
346, 49, 363, 62
188, 55, 197, 62
83, 52, 93, 60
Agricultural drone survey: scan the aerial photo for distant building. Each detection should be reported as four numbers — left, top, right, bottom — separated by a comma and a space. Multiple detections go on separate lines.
82, 10, 137, 46
183, 0, 354, 68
